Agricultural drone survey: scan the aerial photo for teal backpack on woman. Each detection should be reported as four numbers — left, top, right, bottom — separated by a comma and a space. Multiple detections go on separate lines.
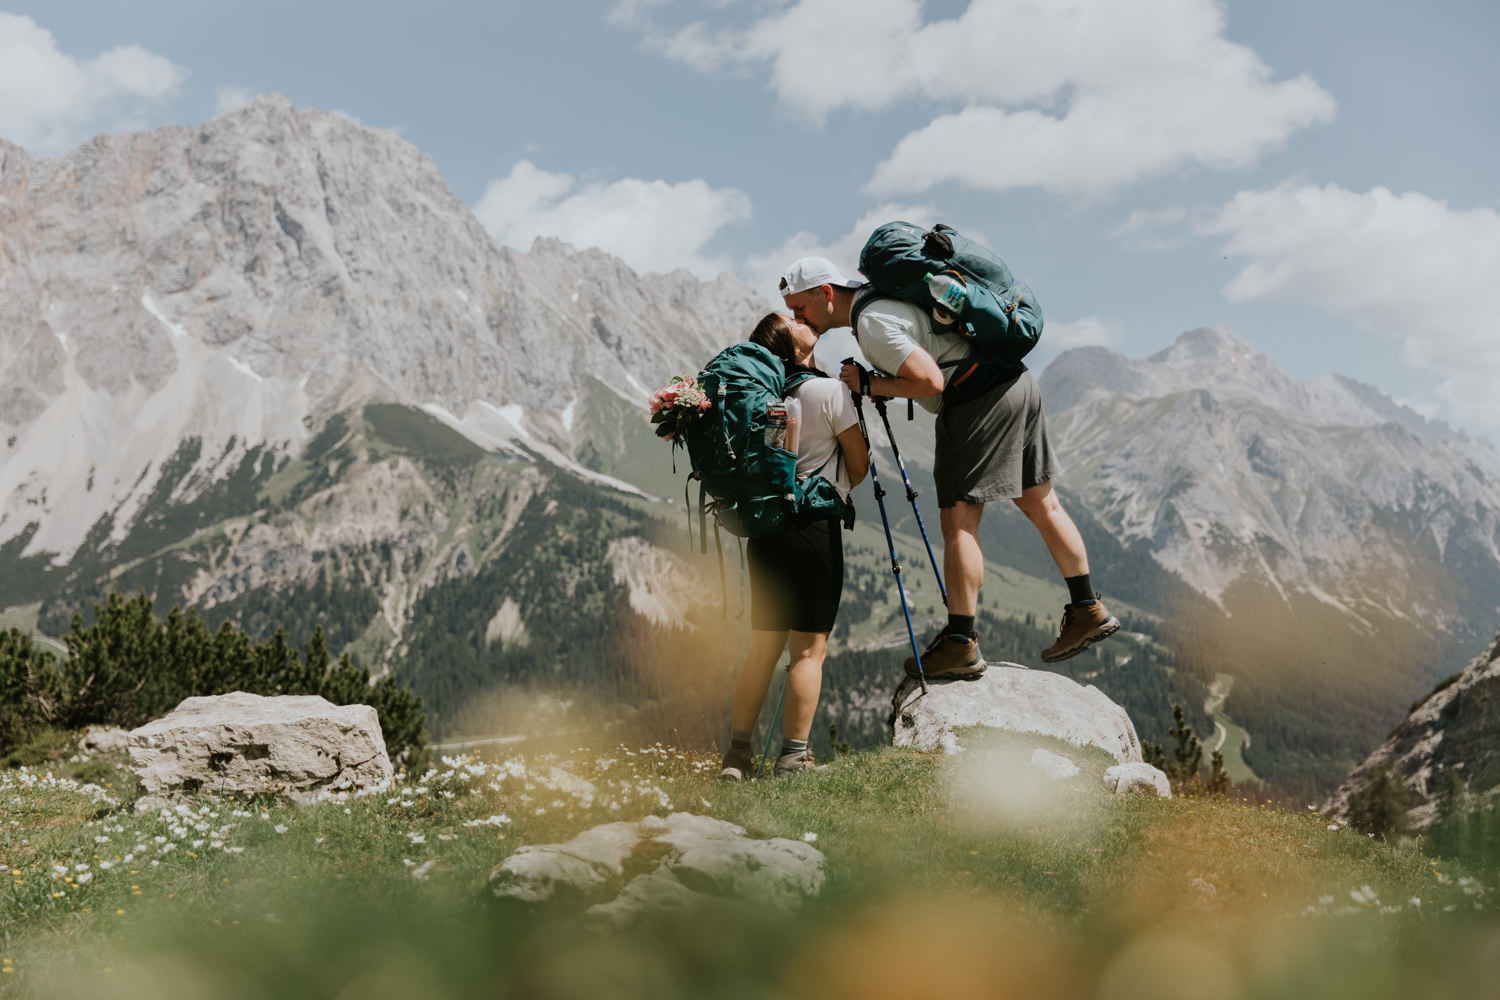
681, 342, 851, 542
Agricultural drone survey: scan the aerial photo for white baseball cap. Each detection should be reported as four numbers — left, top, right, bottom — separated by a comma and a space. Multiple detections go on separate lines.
778, 256, 866, 295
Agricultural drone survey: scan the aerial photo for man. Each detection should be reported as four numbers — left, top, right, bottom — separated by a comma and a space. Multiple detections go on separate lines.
779, 255, 1118, 677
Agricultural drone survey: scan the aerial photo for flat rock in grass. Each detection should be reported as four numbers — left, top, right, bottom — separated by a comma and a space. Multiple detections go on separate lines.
491, 847, 614, 905
492, 820, 643, 902
585, 867, 704, 927
645, 812, 825, 910
1104, 762, 1173, 798
127, 691, 392, 810
489, 812, 825, 917
891, 663, 1143, 764
78, 726, 132, 754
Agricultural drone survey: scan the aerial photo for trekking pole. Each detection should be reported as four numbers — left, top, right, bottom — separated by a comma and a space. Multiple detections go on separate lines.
757, 663, 790, 779
871, 396, 946, 606
844, 360, 928, 696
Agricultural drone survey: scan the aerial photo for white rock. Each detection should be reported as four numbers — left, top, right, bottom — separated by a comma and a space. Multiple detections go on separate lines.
892, 664, 1143, 763
127, 692, 392, 809
1103, 762, 1172, 798
651, 812, 824, 910
489, 811, 825, 916
78, 726, 132, 754
490, 847, 613, 905
1029, 748, 1081, 780
585, 867, 704, 927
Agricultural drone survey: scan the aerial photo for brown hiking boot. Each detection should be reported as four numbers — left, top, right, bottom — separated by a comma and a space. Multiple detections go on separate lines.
903, 632, 986, 678
773, 749, 816, 777
1040, 597, 1120, 662
718, 747, 755, 782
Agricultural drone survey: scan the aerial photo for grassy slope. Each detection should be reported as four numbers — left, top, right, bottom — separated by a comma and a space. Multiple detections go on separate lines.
2, 734, 1494, 1000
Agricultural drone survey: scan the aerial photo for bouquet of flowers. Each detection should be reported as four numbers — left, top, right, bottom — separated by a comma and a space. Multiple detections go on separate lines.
649, 375, 711, 440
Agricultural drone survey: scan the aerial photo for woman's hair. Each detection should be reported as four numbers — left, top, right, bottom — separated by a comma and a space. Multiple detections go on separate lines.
748, 312, 825, 378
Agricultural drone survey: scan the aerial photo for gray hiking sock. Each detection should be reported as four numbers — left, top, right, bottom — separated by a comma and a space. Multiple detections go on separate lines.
778, 738, 808, 757
730, 730, 753, 753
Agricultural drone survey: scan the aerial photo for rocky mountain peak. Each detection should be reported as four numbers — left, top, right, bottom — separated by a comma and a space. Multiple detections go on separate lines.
0, 98, 764, 560
1038, 326, 1500, 617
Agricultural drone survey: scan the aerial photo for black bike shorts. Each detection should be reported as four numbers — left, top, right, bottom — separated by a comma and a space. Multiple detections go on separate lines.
745, 516, 845, 634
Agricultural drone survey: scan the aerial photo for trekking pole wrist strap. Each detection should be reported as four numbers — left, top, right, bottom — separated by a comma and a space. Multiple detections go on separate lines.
858, 367, 871, 397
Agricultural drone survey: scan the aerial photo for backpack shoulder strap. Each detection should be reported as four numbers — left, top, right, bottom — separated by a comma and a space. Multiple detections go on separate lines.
848, 288, 883, 333
782, 371, 817, 395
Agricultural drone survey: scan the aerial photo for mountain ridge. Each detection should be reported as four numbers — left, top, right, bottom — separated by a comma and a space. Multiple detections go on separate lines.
0, 94, 764, 560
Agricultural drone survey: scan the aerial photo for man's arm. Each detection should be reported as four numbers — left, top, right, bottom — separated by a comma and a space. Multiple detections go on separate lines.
839, 349, 943, 400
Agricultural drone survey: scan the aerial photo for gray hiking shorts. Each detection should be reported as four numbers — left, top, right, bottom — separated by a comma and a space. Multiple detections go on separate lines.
933, 368, 1058, 507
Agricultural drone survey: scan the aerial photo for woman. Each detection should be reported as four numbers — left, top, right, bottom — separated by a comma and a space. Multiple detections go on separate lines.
718, 312, 869, 780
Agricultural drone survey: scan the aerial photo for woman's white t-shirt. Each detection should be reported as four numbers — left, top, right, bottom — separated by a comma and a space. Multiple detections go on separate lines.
788, 377, 859, 499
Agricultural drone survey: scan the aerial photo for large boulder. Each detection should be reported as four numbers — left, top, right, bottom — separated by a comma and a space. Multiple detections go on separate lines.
891, 663, 1143, 763
489, 812, 825, 923
127, 692, 392, 809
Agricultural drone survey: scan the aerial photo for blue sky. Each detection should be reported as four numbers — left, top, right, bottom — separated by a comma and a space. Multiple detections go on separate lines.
3, 0, 1497, 438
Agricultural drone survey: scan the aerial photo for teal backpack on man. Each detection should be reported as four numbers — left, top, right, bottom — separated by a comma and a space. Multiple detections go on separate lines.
854, 221, 1044, 376
682, 342, 851, 542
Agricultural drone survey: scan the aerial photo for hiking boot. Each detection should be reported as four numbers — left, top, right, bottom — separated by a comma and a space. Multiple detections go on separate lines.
773, 749, 816, 777
903, 632, 986, 679
718, 747, 755, 782
1040, 596, 1120, 662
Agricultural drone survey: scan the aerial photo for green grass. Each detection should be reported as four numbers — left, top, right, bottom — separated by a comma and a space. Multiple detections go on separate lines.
2, 730, 1495, 999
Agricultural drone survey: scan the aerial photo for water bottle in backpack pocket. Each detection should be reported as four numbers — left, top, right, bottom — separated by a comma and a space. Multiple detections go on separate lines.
764, 397, 801, 453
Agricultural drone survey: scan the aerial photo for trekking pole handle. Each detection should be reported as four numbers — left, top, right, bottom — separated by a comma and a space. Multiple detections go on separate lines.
840, 357, 872, 399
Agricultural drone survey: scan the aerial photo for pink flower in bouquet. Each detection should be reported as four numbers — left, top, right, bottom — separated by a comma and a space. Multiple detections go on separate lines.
648, 375, 710, 439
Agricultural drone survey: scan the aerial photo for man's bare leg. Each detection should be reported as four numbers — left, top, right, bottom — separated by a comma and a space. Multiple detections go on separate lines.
1012, 481, 1088, 578
939, 500, 986, 615
1013, 481, 1119, 661
902, 501, 988, 678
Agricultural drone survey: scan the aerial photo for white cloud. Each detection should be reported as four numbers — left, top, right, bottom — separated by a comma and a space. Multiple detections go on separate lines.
607, 0, 671, 28
639, 0, 1335, 198
1110, 206, 1194, 252
473, 160, 752, 279
0, 13, 185, 153
213, 86, 255, 116
1199, 182, 1500, 429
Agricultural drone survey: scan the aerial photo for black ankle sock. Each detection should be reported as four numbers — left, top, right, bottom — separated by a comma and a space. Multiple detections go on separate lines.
779, 738, 808, 757
944, 614, 976, 638
1065, 574, 1096, 605
730, 731, 752, 753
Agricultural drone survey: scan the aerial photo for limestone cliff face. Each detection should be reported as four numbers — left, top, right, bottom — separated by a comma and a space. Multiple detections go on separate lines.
1040, 327, 1500, 627
0, 95, 762, 558
1323, 627, 1500, 829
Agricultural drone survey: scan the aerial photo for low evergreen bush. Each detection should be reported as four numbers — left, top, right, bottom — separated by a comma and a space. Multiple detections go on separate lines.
0, 592, 427, 769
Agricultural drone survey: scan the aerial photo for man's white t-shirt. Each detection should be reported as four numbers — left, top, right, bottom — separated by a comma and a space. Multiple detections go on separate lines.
852, 295, 972, 415
788, 377, 859, 499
